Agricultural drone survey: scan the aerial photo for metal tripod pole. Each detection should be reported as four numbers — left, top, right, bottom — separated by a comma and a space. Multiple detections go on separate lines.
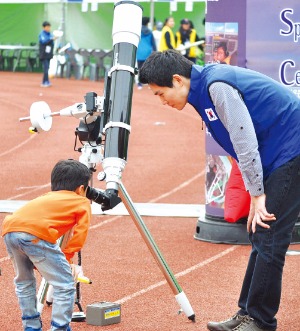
118, 182, 195, 322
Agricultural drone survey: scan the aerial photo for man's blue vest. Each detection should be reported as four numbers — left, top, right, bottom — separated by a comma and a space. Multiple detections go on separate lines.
188, 64, 300, 178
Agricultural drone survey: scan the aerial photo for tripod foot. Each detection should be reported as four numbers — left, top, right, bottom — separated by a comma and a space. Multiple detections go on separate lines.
72, 312, 86, 322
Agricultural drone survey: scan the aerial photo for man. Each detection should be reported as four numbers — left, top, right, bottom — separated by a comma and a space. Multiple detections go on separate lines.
39, 21, 57, 87
136, 16, 156, 89
139, 49, 300, 331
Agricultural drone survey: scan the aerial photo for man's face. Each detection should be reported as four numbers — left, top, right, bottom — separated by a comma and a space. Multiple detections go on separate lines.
44, 25, 51, 33
149, 75, 189, 111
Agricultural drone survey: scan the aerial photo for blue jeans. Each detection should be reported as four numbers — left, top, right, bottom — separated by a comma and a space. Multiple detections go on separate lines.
4, 232, 75, 331
41, 59, 50, 84
238, 155, 300, 330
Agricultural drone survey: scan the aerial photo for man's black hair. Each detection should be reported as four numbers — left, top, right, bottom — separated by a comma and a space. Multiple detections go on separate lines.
142, 16, 150, 26
139, 49, 193, 87
51, 159, 91, 191
42, 21, 51, 27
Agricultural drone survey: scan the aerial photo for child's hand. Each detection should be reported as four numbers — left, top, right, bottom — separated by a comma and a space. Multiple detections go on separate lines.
70, 264, 83, 282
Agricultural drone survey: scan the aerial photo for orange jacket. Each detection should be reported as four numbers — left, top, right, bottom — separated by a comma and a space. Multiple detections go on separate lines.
2, 190, 91, 262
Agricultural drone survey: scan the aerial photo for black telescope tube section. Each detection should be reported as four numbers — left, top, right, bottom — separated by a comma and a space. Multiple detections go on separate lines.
104, 42, 136, 161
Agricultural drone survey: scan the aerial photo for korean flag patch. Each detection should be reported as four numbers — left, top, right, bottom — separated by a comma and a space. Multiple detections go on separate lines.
205, 108, 218, 121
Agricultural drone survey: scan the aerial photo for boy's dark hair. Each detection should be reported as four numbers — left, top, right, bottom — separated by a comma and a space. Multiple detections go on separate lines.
42, 21, 51, 27
51, 159, 91, 191
139, 50, 193, 87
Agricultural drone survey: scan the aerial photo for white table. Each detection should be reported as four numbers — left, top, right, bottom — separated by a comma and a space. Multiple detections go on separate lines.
0, 45, 38, 71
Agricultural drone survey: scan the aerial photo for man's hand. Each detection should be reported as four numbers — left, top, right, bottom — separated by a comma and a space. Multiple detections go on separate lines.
247, 194, 276, 233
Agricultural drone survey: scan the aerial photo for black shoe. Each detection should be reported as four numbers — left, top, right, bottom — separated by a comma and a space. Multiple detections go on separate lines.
207, 313, 248, 331
232, 316, 271, 331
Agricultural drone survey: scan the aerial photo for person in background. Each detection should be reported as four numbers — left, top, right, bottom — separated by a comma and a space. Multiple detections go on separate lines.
176, 18, 203, 63
136, 16, 157, 90
152, 21, 163, 50
139, 49, 300, 331
2, 159, 92, 331
215, 42, 231, 64
39, 21, 57, 87
159, 17, 176, 51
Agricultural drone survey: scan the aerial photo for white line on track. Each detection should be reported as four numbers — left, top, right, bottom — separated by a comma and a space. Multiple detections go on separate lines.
0, 134, 36, 158
0, 256, 9, 263
16, 185, 48, 190
89, 170, 205, 230
148, 170, 205, 203
115, 245, 238, 304
6, 183, 51, 200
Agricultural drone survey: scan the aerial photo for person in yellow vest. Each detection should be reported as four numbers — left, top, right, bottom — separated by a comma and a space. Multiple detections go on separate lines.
176, 18, 203, 63
159, 17, 176, 51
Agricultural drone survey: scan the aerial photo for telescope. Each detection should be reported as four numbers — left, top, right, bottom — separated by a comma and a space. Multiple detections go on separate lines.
20, 0, 195, 323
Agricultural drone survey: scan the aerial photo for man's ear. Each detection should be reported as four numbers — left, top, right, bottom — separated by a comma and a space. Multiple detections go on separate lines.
172, 74, 184, 86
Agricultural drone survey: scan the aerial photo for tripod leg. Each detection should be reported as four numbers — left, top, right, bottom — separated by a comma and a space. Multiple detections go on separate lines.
72, 251, 86, 322
37, 278, 49, 314
118, 182, 195, 322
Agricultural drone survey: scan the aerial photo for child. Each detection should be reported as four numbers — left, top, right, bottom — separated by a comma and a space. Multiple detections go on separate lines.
2, 159, 91, 331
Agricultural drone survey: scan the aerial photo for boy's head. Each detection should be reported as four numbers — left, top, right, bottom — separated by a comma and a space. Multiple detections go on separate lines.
139, 50, 193, 110
51, 159, 91, 192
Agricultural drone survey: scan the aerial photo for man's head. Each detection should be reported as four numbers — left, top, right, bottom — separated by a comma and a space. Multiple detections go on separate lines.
142, 16, 150, 26
42, 21, 51, 33
139, 50, 193, 110
51, 159, 91, 195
